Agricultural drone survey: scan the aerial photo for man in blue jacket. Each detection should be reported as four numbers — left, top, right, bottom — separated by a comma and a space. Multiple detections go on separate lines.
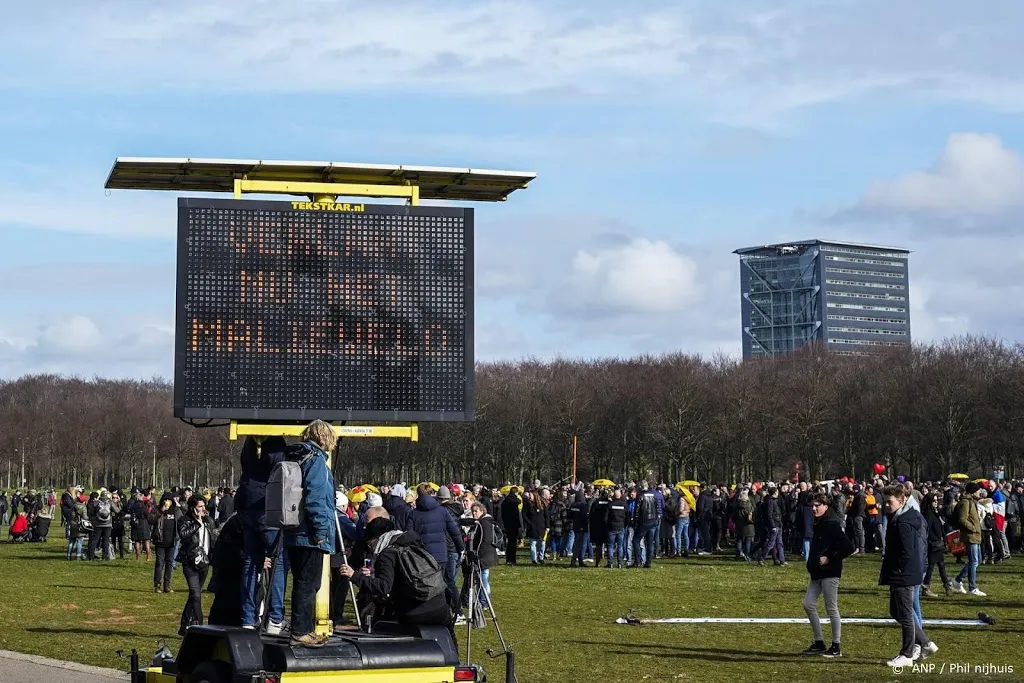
283, 420, 337, 648
235, 435, 288, 634
410, 483, 465, 610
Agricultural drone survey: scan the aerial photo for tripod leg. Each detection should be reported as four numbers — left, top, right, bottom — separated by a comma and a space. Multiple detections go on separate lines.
465, 562, 474, 664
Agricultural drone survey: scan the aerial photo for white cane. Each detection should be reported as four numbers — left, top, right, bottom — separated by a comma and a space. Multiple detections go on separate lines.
334, 512, 362, 630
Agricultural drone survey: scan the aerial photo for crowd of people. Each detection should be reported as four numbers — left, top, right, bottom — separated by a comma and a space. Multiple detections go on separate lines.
3, 430, 1021, 668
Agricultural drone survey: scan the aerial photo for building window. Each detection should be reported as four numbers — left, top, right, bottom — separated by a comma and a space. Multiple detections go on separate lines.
820, 245, 908, 259
828, 338, 907, 347
827, 302, 906, 313
826, 278, 906, 290
828, 290, 907, 302
825, 255, 904, 268
825, 267, 905, 279
828, 327, 908, 336
827, 314, 906, 324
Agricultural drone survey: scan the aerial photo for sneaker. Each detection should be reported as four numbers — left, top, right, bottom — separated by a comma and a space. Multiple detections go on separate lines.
923, 588, 938, 598
912, 645, 922, 661
801, 641, 827, 655
154, 586, 161, 593
265, 621, 284, 636
822, 644, 842, 658
241, 624, 257, 631
289, 633, 327, 648
969, 588, 987, 596
920, 642, 938, 660
455, 615, 468, 625
952, 580, 967, 594
887, 654, 915, 668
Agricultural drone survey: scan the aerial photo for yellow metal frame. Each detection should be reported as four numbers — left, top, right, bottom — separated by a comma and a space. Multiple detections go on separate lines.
229, 422, 419, 442
233, 178, 420, 205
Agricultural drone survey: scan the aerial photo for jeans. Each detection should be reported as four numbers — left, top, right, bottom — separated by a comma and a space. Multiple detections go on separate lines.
912, 584, 924, 628
240, 513, 288, 627
924, 557, 949, 589
803, 539, 811, 562
564, 530, 575, 558
287, 546, 324, 636
624, 528, 634, 564
674, 519, 690, 555
852, 517, 865, 551
889, 585, 929, 657
876, 515, 888, 554
571, 530, 587, 565
697, 520, 712, 552
181, 564, 209, 633
737, 537, 753, 558
89, 527, 112, 560
445, 552, 460, 610
632, 521, 659, 566
172, 539, 181, 571
759, 528, 785, 563
67, 536, 84, 559
582, 531, 593, 560
803, 577, 841, 644
956, 543, 981, 590
606, 530, 626, 566
155, 545, 174, 590
528, 537, 546, 564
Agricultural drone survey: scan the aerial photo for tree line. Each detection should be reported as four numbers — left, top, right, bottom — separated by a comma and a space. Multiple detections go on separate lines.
1, 335, 1020, 491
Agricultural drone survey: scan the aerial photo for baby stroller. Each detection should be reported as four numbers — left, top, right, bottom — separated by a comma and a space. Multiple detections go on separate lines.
30, 512, 52, 542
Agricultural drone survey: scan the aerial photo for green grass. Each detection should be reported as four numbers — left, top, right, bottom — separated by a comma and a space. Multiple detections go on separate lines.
1, 541, 1023, 682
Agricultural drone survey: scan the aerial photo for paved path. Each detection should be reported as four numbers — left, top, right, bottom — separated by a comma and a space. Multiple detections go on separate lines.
0, 650, 127, 683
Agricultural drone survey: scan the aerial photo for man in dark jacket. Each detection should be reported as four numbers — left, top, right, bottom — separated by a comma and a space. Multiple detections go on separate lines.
234, 435, 288, 635
382, 484, 413, 531
569, 488, 590, 567
801, 493, 854, 658
849, 486, 867, 554
216, 488, 234, 528
756, 486, 787, 566
695, 488, 714, 555
499, 488, 523, 565
409, 484, 465, 610
606, 489, 628, 568
342, 511, 454, 641
879, 484, 936, 667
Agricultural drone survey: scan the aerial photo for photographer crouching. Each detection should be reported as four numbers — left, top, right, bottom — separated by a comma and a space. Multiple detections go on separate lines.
340, 507, 456, 642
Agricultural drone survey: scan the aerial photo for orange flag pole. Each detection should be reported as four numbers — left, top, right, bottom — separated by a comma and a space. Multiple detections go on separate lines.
572, 435, 578, 484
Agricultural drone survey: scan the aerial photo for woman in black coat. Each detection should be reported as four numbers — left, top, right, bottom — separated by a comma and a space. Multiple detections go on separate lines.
878, 485, 936, 667
176, 496, 214, 636
921, 492, 950, 597
801, 492, 854, 657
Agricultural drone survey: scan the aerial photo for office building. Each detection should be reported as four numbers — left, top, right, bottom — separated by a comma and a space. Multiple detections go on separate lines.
734, 239, 911, 359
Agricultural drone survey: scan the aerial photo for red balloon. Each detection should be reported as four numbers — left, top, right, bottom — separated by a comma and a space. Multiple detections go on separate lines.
873, 463, 886, 475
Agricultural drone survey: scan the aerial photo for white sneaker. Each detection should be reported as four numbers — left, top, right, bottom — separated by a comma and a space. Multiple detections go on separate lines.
912, 645, 922, 661
455, 615, 468, 625
920, 642, 938, 660
953, 580, 967, 594
241, 624, 256, 630
265, 621, 284, 636
969, 588, 986, 596
887, 654, 915, 667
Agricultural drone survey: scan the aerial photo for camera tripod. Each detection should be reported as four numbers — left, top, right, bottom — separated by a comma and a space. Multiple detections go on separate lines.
463, 554, 517, 683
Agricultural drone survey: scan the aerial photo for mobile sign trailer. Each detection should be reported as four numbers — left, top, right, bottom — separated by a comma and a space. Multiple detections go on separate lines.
106, 156, 535, 683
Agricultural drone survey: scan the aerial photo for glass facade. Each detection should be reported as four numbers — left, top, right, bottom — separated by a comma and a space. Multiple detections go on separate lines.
736, 241, 911, 359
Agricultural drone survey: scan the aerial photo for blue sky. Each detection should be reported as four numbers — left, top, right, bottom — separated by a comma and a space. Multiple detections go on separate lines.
3, 0, 1024, 378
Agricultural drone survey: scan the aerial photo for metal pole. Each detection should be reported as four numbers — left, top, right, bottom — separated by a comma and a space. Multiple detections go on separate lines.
333, 511, 362, 630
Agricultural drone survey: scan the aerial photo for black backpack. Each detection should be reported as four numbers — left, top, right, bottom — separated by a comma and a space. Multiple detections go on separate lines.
491, 523, 506, 551
393, 544, 446, 602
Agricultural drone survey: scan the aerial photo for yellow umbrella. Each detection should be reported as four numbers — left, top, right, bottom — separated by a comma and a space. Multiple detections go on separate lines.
592, 479, 615, 487
674, 484, 696, 509
974, 478, 989, 484
948, 473, 969, 480
499, 484, 521, 496
677, 480, 700, 488
356, 484, 380, 493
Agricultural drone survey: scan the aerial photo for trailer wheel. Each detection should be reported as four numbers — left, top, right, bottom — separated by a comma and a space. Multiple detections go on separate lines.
190, 661, 232, 683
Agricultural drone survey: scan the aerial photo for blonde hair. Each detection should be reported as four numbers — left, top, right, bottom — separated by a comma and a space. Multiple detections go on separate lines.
302, 420, 337, 453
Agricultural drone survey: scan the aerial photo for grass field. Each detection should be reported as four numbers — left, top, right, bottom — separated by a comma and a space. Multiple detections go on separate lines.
0, 541, 1022, 682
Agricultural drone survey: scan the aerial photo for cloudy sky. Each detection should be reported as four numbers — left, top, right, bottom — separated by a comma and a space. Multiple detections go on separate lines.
2, 0, 1024, 379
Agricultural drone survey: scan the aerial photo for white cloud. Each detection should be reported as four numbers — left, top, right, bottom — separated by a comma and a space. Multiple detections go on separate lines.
860, 133, 1024, 215
563, 238, 699, 314
0, 314, 173, 378
6, 1, 1024, 122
